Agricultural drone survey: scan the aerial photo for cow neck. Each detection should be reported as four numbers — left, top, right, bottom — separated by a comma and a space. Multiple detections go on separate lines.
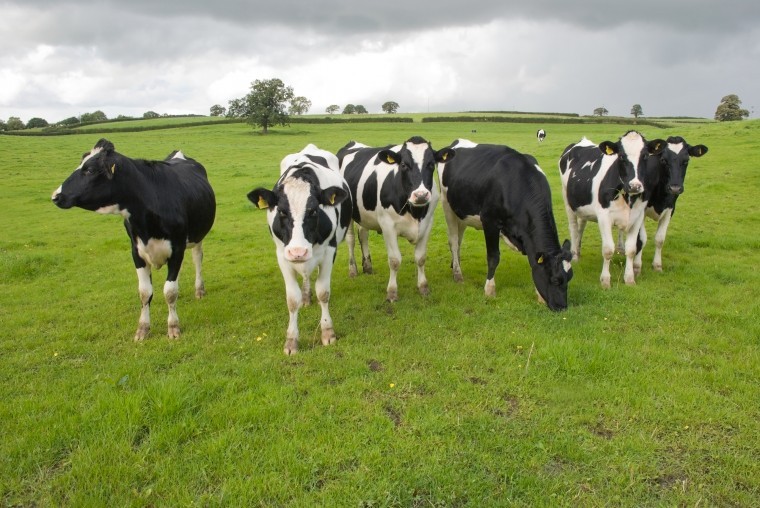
518, 197, 562, 262
112, 156, 163, 218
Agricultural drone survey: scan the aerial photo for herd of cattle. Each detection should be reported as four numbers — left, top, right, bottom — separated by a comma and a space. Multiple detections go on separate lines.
51, 131, 707, 354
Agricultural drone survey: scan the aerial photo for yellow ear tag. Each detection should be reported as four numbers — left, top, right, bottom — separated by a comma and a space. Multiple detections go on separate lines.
257, 196, 268, 209
605, 146, 614, 155
110, 164, 116, 174
386, 155, 396, 164
441, 152, 448, 161
329, 193, 336, 205
537, 255, 544, 264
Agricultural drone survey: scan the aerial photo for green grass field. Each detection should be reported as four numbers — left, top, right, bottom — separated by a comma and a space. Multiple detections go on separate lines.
1, 118, 759, 506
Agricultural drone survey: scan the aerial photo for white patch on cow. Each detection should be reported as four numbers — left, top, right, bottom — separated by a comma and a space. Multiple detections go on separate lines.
96, 204, 131, 219
52, 185, 62, 200
172, 150, 186, 160
281, 177, 313, 262
452, 138, 478, 149
620, 131, 646, 187
76, 146, 103, 170
533, 163, 545, 175
668, 141, 685, 154
576, 137, 596, 148
136, 237, 173, 268
563, 260, 572, 273
461, 214, 482, 229
500, 233, 520, 252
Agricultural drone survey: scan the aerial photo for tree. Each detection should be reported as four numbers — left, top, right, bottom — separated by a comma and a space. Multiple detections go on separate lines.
355, 105, 368, 114
0, 119, 7, 131
593, 107, 609, 117
58, 116, 80, 127
6, 117, 24, 130
714, 94, 749, 121
26, 117, 49, 129
631, 104, 643, 120
143, 111, 160, 119
326, 105, 340, 115
80, 110, 107, 123
289, 96, 311, 115
209, 104, 226, 117
382, 101, 400, 114
342, 104, 356, 115
226, 98, 248, 118
237, 78, 295, 134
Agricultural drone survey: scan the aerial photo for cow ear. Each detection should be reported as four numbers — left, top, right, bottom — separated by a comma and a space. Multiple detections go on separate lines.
599, 141, 618, 156
95, 138, 115, 154
435, 147, 456, 163
377, 149, 400, 165
247, 188, 276, 210
105, 163, 116, 180
648, 139, 666, 155
319, 186, 348, 207
689, 144, 708, 157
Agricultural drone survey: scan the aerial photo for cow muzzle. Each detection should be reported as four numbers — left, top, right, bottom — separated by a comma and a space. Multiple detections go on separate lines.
51, 188, 73, 209
409, 189, 431, 207
626, 181, 643, 195
285, 246, 311, 263
668, 185, 684, 195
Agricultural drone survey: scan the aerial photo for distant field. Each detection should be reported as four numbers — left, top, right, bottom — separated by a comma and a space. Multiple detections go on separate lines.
1, 118, 758, 506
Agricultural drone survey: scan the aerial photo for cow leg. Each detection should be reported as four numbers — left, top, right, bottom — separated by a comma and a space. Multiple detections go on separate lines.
135, 266, 152, 340
652, 209, 673, 271
597, 216, 615, 289
164, 250, 186, 339
564, 203, 582, 261
414, 229, 433, 297
346, 221, 358, 278
576, 218, 587, 258
483, 224, 501, 297
279, 260, 302, 355
301, 273, 312, 306
634, 224, 647, 275
358, 225, 373, 274
616, 229, 625, 254
382, 232, 402, 302
623, 212, 647, 286
315, 254, 336, 346
192, 242, 206, 298
443, 203, 466, 282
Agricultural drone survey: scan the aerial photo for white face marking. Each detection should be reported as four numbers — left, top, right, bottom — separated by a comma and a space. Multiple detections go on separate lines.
51, 185, 62, 200
136, 238, 173, 269
280, 177, 314, 262
668, 142, 685, 154
620, 132, 646, 184
172, 150, 186, 160
453, 138, 477, 149
76, 146, 103, 170
563, 260, 572, 273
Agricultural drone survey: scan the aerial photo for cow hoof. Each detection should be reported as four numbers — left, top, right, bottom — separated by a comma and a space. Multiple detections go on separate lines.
624, 277, 636, 286
386, 290, 398, 303
600, 278, 611, 289
302, 292, 312, 306
484, 280, 496, 298
321, 329, 337, 346
633, 265, 642, 276
363, 259, 373, 274
348, 265, 358, 278
168, 324, 181, 339
134, 324, 150, 341
453, 271, 464, 283
652, 263, 663, 272
572, 254, 580, 262
284, 339, 298, 355
195, 286, 206, 299
418, 283, 430, 297
363, 266, 374, 275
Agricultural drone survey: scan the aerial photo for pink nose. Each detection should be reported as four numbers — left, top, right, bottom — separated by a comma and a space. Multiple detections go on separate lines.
411, 190, 430, 204
286, 246, 309, 261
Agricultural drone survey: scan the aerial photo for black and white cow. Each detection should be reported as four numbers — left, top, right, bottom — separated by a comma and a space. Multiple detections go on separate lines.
247, 144, 351, 355
634, 136, 708, 271
537, 129, 546, 143
438, 139, 573, 310
337, 137, 454, 302
559, 131, 665, 288
52, 138, 216, 339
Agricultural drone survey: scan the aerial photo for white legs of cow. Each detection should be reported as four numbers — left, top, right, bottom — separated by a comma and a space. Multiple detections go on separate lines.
280, 257, 336, 355
650, 209, 673, 271
133, 242, 206, 341
346, 223, 373, 277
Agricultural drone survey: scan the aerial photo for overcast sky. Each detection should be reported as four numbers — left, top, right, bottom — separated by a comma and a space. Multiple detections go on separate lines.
2, 0, 759, 123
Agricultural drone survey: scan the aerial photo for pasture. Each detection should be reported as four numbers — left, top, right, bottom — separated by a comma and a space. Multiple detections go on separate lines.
1, 118, 759, 506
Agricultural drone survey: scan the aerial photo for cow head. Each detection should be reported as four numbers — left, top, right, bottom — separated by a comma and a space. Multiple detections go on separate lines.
52, 139, 121, 211
376, 136, 455, 208
531, 240, 574, 311
599, 131, 666, 196
248, 171, 348, 263
657, 136, 708, 195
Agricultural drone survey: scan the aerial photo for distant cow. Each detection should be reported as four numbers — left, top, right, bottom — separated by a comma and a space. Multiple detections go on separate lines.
247, 144, 351, 355
537, 129, 546, 143
635, 136, 708, 271
559, 131, 665, 288
52, 138, 216, 339
438, 139, 573, 310
337, 137, 454, 302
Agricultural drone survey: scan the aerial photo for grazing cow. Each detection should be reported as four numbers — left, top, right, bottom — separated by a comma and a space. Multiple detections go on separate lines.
247, 144, 351, 355
52, 138, 216, 339
438, 139, 573, 310
537, 129, 546, 143
634, 136, 708, 271
337, 137, 455, 302
559, 131, 665, 288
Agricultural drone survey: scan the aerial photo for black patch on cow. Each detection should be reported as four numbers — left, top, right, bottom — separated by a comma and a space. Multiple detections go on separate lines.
304, 154, 329, 169
362, 172, 379, 215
